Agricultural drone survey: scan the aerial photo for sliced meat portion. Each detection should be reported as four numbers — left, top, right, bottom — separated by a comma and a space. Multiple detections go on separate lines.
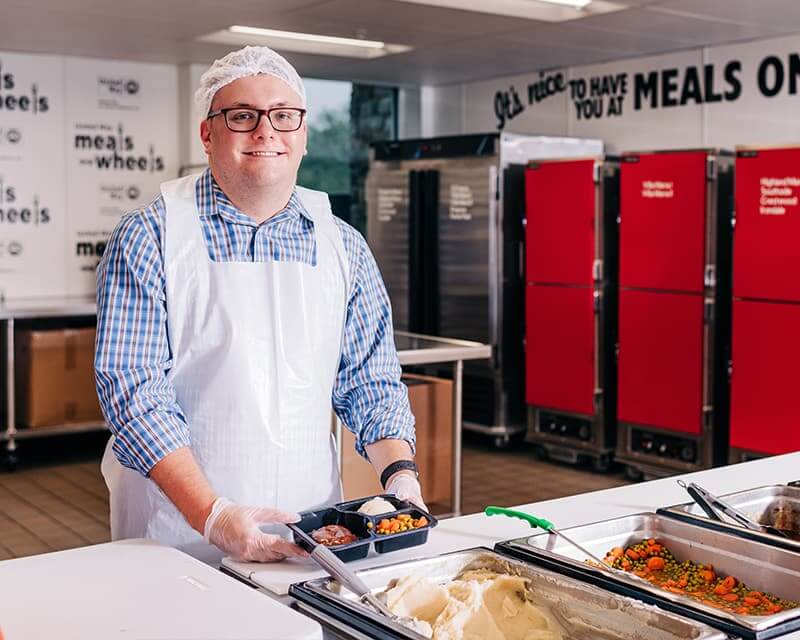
311, 524, 358, 546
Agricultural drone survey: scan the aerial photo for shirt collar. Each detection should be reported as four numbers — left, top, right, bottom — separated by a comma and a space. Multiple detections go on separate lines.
195, 168, 313, 226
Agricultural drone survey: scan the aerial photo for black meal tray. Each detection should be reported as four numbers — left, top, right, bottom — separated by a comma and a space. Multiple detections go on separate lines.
291, 494, 437, 562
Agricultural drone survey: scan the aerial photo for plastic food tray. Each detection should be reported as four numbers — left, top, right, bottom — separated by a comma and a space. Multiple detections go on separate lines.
292, 494, 437, 562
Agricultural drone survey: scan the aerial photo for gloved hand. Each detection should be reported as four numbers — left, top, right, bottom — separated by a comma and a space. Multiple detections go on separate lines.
386, 473, 428, 512
203, 497, 310, 562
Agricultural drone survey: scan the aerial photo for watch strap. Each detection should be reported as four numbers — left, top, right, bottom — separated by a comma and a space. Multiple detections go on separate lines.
380, 459, 419, 489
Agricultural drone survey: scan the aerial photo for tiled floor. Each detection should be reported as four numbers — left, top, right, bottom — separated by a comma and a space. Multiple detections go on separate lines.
0, 461, 108, 560
0, 433, 631, 560
460, 434, 631, 515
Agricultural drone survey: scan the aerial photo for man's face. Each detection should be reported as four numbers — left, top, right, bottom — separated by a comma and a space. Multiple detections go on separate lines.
200, 74, 307, 194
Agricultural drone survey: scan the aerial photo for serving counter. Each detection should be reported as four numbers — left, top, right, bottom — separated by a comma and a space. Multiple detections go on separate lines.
226, 451, 800, 639
3, 452, 800, 638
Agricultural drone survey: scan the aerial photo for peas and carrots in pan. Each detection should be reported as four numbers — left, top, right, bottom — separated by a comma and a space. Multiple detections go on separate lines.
603, 538, 799, 616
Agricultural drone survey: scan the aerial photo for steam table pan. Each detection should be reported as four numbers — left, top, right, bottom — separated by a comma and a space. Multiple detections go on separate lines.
290, 547, 729, 640
659, 484, 800, 553
496, 512, 800, 639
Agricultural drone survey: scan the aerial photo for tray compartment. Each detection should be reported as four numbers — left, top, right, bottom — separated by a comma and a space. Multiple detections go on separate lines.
292, 507, 372, 562
370, 508, 432, 554
337, 494, 411, 515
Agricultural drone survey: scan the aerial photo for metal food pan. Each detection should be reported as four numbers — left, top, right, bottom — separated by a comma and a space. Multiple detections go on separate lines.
289, 547, 728, 640
497, 512, 800, 639
658, 484, 800, 552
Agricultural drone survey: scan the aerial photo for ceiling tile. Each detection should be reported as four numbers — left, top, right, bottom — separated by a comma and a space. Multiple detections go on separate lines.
500, 21, 688, 55
0, 0, 795, 87
652, 0, 800, 31
574, 6, 783, 44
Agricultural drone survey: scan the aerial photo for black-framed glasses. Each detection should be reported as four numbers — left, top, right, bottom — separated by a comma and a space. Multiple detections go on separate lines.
206, 107, 307, 132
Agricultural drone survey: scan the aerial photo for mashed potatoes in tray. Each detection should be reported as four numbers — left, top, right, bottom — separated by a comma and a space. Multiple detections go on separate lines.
384, 568, 563, 640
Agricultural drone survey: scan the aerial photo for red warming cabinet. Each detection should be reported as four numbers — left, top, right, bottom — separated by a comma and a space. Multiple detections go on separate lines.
524, 157, 620, 471
615, 149, 733, 478
730, 145, 800, 462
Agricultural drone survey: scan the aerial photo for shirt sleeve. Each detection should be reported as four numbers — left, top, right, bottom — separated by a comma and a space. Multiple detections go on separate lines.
332, 231, 416, 458
94, 200, 190, 476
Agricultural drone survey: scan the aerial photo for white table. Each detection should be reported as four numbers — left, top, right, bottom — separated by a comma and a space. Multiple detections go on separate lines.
0, 538, 322, 640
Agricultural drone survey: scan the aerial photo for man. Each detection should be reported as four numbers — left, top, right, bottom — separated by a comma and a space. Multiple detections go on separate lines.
95, 46, 424, 564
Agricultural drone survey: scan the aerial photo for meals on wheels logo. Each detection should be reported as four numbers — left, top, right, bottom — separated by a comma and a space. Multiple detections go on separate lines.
74, 122, 165, 172
0, 240, 23, 258
0, 127, 22, 145
96, 76, 143, 111
98, 77, 140, 97
0, 176, 50, 225
98, 183, 142, 203
0, 59, 50, 114
75, 230, 110, 271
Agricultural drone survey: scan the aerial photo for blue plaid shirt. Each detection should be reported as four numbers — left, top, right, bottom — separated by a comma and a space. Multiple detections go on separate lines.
95, 169, 415, 476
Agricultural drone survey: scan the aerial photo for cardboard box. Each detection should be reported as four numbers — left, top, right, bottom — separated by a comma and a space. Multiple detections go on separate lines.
15, 328, 103, 428
340, 374, 454, 513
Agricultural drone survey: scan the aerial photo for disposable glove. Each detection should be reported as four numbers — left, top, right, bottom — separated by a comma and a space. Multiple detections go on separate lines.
203, 497, 309, 562
386, 473, 428, 512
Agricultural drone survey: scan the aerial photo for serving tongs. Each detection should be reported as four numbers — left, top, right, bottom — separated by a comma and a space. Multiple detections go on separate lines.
287, 523, 422, 631
677, 480, 790, 538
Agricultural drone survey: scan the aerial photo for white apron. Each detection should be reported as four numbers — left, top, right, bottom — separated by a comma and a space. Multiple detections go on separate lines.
101, 174, 349, 562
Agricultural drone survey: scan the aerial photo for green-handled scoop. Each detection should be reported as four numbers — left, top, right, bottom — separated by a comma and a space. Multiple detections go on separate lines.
485, 506, 613, 569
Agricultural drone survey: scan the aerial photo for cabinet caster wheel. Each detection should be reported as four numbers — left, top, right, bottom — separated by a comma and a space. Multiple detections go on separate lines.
2, 451, 18, 472
624, 465, 643, 482
493, 435, 511, 449
591, 454, 611, 473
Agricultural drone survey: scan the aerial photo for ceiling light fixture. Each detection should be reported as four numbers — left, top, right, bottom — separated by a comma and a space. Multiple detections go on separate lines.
390, 0, 621, 22
535, 0, 592, 7
196, 26, 412, 59
228, 26, 385, 50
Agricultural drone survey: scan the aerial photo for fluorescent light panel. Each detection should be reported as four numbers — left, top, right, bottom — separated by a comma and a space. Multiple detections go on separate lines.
390, 0, 625, 22
229, 26, 385, 49
537, 0, 592, 6
197, 26, 412, 59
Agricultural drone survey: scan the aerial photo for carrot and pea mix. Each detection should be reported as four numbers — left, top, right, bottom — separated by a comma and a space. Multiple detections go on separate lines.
366, 513, 428, 535
602, 538, 799, 616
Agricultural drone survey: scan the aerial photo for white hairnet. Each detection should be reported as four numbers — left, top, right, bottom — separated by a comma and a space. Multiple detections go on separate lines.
195, 45, 306, 118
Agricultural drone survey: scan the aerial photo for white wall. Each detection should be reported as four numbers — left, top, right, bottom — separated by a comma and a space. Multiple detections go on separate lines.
6, 32, 800, 300
398, 86, 421, 139
705, 34, 800, 148
413, 32, 800, 153
179, 63, 208, 170
420, 84, 464, 138
0, 50, 178, 301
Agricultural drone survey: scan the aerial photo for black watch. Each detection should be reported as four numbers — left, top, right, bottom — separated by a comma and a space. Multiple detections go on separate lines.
380, 460, 419, 489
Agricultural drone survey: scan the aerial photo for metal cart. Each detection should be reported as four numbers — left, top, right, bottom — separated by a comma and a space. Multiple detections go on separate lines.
1, 296, 106, 470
